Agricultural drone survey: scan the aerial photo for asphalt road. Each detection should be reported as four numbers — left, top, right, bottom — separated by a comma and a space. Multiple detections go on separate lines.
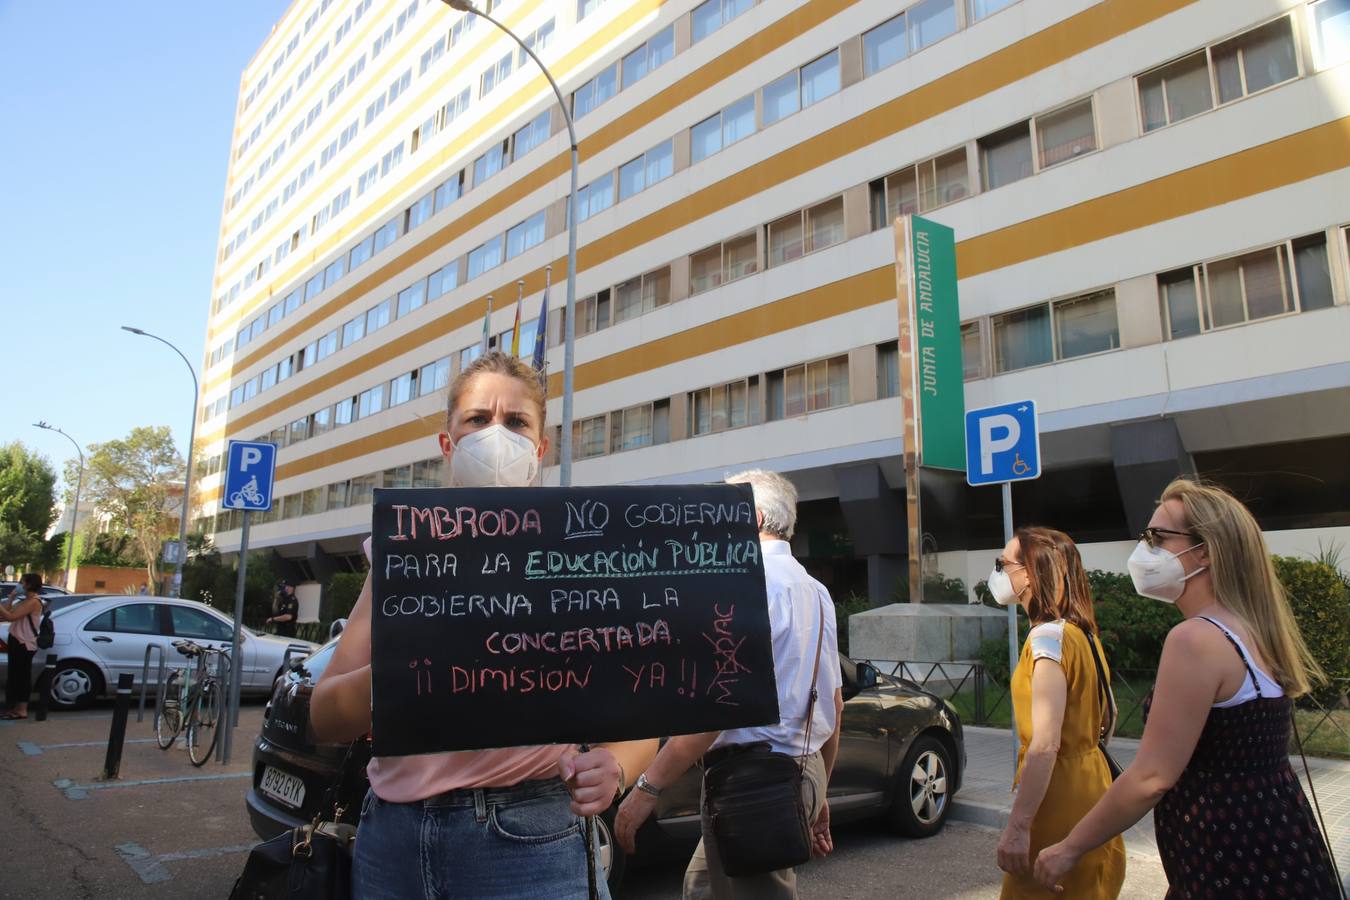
2, 704, 1171, 899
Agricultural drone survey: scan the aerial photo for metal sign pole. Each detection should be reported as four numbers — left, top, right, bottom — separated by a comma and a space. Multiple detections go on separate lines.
222, 510, 250, 765
1002, 481, 1020, 775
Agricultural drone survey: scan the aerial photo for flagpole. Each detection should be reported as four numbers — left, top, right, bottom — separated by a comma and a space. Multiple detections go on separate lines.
480, 294, 493, 355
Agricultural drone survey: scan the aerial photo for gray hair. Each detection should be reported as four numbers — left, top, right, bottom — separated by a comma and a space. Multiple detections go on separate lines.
725, 469, 797, 540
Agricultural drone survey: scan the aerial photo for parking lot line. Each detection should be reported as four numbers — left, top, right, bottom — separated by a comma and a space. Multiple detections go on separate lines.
53, 771, 251, 800
18, 738, 158, 756
115, 841, 256, 885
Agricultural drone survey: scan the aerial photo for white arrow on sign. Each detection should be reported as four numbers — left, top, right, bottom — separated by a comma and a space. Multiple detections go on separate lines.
979, 413, 1021, 475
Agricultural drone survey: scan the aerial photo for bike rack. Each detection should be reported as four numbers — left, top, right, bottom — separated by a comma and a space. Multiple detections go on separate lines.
215, 648, 234, 764
137, 643, 168, 725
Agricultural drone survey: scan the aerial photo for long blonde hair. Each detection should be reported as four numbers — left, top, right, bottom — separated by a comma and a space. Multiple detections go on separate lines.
1161, 478, 1324, 697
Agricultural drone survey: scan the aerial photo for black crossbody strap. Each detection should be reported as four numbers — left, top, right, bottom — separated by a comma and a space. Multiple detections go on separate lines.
1085, 631, 1117, 742
1292, 707, 1347, 898
797, 596, 828, 767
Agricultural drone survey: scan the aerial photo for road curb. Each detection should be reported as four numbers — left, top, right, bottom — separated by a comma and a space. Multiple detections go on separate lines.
949, 798, 1006, 830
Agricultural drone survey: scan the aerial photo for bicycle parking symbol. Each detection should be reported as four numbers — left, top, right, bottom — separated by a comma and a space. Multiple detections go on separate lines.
229, 476, 263, 508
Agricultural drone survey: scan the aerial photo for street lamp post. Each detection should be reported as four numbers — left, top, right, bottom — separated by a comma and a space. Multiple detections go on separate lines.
121, 326, 198, 597
33, 422, 83, 591
440, 0, 580, 487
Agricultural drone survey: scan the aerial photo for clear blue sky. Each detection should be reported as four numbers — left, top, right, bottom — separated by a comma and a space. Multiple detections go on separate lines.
0, 0, 289, 486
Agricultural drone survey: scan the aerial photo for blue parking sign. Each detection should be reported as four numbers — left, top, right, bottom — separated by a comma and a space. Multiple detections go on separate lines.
222, 440, 277, 511
965, 401, 1041, 487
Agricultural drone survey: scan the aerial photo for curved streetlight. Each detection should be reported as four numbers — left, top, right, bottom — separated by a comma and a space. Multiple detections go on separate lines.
439, 0, 580, 486
33, 422, 83, 590
121, 326, 198, 597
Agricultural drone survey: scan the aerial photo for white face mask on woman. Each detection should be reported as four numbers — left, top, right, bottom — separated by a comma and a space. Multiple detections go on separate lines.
447, 424, 539, 488
1126, 541, 1207, 604
987, 567, 1024, 606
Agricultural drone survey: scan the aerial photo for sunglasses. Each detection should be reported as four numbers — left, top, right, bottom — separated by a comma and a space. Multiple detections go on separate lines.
994, 557, 1023, 574
1139, 526, 1200, 549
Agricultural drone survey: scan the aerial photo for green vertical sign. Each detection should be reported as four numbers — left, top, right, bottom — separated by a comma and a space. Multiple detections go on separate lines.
910, 215, 965, 471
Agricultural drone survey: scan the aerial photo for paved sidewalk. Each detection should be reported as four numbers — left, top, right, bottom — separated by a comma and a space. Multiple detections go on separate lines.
951, 725, 1350, 891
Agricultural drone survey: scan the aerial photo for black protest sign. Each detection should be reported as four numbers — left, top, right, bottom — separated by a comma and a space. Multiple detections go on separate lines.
369, 483, 780, 757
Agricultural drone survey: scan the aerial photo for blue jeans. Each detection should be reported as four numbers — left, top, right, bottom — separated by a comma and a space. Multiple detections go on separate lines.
352, 779, 612, 900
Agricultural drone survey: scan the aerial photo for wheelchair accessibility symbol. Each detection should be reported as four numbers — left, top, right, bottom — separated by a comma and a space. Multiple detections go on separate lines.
1011, 454, 1030, 477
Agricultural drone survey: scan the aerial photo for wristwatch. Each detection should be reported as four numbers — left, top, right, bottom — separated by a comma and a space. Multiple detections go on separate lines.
635, 772, 663, 798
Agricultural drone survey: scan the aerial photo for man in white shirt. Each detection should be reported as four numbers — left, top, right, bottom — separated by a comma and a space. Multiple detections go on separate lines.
614, 469, 844, 899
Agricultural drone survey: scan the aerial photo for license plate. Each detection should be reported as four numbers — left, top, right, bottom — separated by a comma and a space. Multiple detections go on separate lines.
260, 765, 306, 810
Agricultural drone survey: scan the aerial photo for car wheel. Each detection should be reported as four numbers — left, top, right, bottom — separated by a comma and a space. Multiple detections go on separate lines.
49, 661, 102, 710
888, 734, 953, 838
596, 809, 627, 892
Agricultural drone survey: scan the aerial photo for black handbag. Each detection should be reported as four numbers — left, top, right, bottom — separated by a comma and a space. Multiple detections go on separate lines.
703, 602, 827, 878
228, 743, 366, 900
1085, 633, 1123, 781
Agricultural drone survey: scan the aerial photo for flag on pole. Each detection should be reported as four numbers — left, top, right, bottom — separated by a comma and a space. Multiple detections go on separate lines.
479, 295, 493, 355
532, 267, 551, 372
509, 282, 523, 356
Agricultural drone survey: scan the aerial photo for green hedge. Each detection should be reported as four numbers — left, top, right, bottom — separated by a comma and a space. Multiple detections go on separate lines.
976, 557, 1350, 687
834, 594, 872, 657
326, 571, 367, 622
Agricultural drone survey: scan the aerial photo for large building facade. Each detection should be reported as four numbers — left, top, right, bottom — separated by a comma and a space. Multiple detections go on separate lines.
199, 0, 1350, 613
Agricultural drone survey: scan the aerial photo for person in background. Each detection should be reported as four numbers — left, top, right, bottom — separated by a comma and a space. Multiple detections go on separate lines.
137, 582, 149, 595
310, 351, 657, 900
614, 468, 843, 900
0, 573, 47, 720
1033, 479, 1338, 897
990, 526, 1124, 899
265, 580, 298, 637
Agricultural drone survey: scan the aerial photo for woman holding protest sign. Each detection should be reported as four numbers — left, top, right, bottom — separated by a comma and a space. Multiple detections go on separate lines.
312, 351, 657, 899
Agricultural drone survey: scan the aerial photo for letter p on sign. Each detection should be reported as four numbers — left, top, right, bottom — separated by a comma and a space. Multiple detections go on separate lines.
240, 446, 263, 470
978, 414, 1020, 475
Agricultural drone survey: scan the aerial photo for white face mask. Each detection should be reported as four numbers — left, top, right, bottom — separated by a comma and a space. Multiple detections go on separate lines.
987, 567, 1023, 606
447, 424, 539, 488
1126, 541, 1207, 604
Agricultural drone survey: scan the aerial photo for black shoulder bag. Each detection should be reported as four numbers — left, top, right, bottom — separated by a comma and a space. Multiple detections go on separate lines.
1084, 633, 1123, 781
228, 739, 369, 900
703, 603, 827, 878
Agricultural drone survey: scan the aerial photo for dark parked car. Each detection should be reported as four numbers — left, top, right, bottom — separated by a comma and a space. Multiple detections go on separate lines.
248, 643, 964, 889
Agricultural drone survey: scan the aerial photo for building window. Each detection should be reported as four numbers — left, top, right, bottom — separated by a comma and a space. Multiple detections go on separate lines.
302, 488, 325, 517
691, 233, 757, 295
806, 196, 845, 254
473, 141, 507, 185
1207, 246, 1293, 328
468, 238, 504, 279
800, 50, 840, 108
511, 112, 551, 162
576, 0, 604, 20
382, 465, 412, 489
577, 290, 611, 337
349, 474, 376, 507
372, 219, 399, 254
979, 121, 1033, 190
692, 0, 752, 44
389, 372, 415, 406
961, 322, 984, 380
366, 298, 392, 335
613, 267, 671, 324
357, 384, 386, 419
609, 402, 657, 452
578, 173, 615, 221
870, 148, 970, 228
992, 305, 1052, 373
480, 51, 513, 97
573, 415, 607, 459
863, 14, 907, 76
327, 481, 349, 512
767, 357, 847, 420
407, 192, 435, 231
1138, 52, 1212, 132
691, 376, 759, 435
1035, 98, 1097, 169
413, 459, 442, 488
909, 0, 957, 51
435, 171, 464, 212
1292, 232, 1334, 311
349, 235, 374, 269
341, 314, 365, 348
518, 18, 556, 69
768, 212, 803, 267
506, 212, 546, 259
968, 0, 1016, 22
419, 357, 451, 397
762, 71, 799, 125
573, 65, 617, 118
1211, 16, 1298, 104
1052, 289, 1119, 359
397, 280, 427, 318
1159, 267, 1203, 339
877, 341, 900, 398
622, 24, 675, 88
1311, 0, 1350, 69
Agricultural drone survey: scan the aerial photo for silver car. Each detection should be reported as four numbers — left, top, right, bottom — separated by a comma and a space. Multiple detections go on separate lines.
0, 596, 317, 710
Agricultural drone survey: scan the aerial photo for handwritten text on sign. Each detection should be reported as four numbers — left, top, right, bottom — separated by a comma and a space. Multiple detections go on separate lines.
369, 484, 779, 756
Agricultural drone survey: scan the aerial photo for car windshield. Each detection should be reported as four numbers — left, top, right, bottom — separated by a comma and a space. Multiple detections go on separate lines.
294, 641, 337, 681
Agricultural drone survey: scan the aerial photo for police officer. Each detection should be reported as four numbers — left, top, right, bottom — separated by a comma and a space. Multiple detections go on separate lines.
266, 580, 299, 638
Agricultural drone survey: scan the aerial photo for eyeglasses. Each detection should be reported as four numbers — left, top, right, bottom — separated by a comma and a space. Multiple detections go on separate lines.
994, 557, 1023, 574
1139, 526, 1200, 549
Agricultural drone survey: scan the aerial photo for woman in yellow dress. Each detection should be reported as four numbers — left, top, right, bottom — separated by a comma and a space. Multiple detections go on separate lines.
989, 526, 1125, 899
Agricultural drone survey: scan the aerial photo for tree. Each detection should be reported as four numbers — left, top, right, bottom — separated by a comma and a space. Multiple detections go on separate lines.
0, 442, 58, 568
69, 426, 184, 585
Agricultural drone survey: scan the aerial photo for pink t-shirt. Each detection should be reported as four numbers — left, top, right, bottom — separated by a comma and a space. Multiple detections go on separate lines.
8, 594, 42, 651
360, 537, 571, 802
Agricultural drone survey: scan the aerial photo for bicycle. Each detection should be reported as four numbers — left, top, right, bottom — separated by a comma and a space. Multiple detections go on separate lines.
229, 475, 263, 508
157, 639, 229, 766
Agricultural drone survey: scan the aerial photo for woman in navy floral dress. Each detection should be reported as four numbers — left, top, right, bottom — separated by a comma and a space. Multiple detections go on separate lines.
1032, 479, 1339, 898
